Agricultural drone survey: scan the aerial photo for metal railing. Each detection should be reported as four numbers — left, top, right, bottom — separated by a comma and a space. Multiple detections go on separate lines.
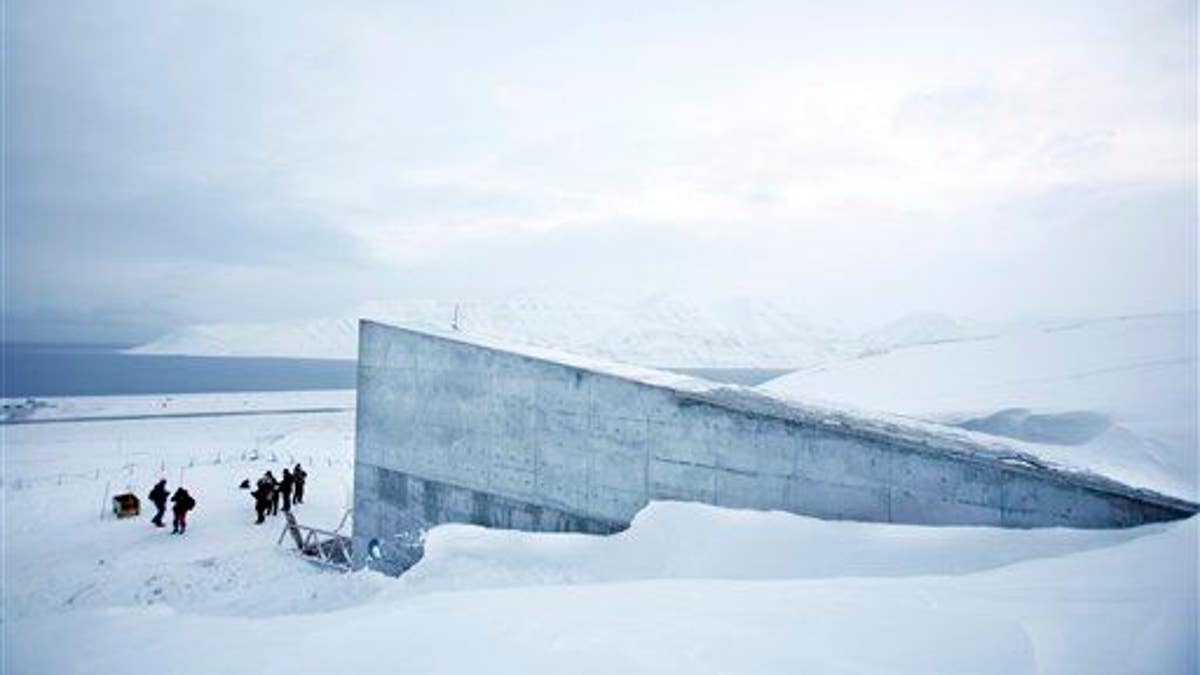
278, 510, 354, 572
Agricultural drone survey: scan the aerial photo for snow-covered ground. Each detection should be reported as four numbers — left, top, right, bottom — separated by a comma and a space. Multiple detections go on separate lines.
764, 312, 1198, 501
3, 390, 1196, 674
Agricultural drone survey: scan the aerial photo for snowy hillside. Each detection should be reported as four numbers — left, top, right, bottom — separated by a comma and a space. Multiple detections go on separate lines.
3, 393, 1196, 673
128, 297, 1064, 370
857, 311, 991, 352
128, 317, 362, 361
764, 312, 1199, 500
130, 295, 854, 368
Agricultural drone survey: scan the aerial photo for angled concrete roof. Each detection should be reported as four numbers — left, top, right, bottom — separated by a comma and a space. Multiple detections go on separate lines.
359, 319, 1199, 516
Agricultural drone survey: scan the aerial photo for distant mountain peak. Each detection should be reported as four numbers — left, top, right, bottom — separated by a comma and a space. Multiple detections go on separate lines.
132, 295, 855, 368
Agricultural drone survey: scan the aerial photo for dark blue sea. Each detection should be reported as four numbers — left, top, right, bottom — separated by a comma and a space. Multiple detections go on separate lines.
1, 342, 357, 397
1, 342, 790, 398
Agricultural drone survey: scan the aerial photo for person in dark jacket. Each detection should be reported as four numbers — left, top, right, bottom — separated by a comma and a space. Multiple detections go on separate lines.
263, 471, 280, 516
257, 471, 280, 516
250, 484, 271, 524
148, 479, 169, 527
170, 487, 196, 534
292, 463, 307, 505
279, 468, 295, 512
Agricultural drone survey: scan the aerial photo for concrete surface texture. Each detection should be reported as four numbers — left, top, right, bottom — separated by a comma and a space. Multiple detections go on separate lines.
352, 320, 1197, 574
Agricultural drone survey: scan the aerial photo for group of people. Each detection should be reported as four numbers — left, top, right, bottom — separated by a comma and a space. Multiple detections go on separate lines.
145, 462, 310, 534
250, 464, 308, 524
147, 479, 196, 535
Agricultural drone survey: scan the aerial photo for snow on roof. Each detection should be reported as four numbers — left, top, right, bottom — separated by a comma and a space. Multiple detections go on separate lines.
360, 319, 1199, 512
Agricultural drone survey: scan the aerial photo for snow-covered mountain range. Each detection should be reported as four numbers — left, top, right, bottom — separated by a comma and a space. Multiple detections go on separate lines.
130, 296, 979, 368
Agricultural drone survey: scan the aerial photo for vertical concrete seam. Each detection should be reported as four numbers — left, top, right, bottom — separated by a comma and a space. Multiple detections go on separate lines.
642, 414, 651, 500
790, 424, 806, 508
584, 370, 594, 514
886, 442, 894, 523
999, 470, 1012, 526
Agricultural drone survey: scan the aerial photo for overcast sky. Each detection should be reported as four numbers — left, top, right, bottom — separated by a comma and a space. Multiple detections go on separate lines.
5, 0, 1196, 342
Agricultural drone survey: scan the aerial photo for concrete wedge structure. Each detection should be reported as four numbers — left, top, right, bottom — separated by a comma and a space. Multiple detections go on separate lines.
352, 320, 1198, 574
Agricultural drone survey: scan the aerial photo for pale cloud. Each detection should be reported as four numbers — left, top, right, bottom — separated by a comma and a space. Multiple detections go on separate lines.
6, 0, 1195, 340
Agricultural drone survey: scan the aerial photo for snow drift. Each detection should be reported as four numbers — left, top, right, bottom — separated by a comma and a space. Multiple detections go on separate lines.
764, 312, 1199, 500
4, 392, 1197, 674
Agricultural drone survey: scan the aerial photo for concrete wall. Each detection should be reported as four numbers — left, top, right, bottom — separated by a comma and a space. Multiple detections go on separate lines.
353, 320, 1196, 575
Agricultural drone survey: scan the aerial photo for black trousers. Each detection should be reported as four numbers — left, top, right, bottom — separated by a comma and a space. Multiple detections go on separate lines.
152, 503, 166, 525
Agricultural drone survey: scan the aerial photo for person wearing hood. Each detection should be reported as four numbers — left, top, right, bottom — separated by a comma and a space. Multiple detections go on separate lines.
279, 468, 295, 512
292, 463, 307, 505
258, 471, 280, 517
148, 479, 169, 527
170, 487, 196, 534
250, 482, 271, 524
268, 471, 281, 516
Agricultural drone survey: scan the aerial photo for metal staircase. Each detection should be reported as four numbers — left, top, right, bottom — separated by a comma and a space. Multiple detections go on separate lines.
278, 510, 353, 571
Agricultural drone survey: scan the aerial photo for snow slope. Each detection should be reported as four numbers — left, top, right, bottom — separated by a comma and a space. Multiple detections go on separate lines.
2, 393, 363, 624
764, 312, 1199, 500
857, 311, 991, 352
127, 294, 1072, 370
4, 392, 1197, 674
131, 295, 853, 368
